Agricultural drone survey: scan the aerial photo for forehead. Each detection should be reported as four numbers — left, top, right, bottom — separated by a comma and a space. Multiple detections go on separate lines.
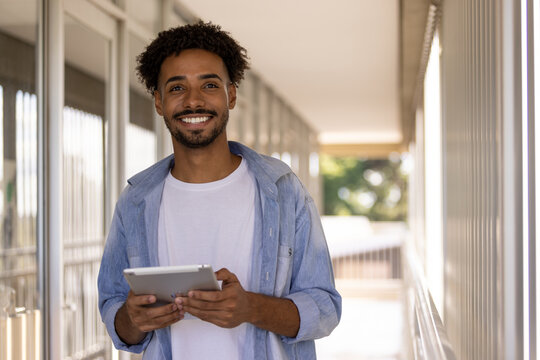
159, 49, 229, 81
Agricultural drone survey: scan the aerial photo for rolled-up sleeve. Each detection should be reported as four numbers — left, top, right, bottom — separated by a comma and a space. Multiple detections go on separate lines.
97, 200, 152, 353
282, 190, 342, 343
101, 297, 152, 352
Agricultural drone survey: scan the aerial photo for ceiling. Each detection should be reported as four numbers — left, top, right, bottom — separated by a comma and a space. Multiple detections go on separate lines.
178, 0, 402, 146
0, 0, 431, 150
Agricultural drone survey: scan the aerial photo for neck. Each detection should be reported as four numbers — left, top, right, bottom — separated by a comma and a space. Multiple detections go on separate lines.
170, 136, 241, 183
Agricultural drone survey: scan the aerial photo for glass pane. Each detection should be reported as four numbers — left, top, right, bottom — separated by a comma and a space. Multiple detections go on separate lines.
126, 123, 156, 178
269, 95, 281, 158
0, 0, 41, 358
289, 115, 300, 174
297, 121, 308, 182
126, 33, 156, 180
258, 85, 270, 155
281, 107, 293, 168
241, 75, 255, 148
309, 132, 321, 209
63, 14, 109, 358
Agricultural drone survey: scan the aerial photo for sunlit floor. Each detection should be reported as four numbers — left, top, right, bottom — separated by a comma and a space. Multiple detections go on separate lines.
316, 281, 406, 360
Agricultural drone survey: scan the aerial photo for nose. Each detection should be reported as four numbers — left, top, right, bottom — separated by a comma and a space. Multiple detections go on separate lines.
184, 88, 205, 109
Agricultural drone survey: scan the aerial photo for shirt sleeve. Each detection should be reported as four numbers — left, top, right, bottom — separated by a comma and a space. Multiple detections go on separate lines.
282, 186, 342, 343
97, 200, 153, 353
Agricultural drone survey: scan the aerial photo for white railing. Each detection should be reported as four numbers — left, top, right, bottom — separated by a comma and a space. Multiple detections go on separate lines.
324, 217, 405, 281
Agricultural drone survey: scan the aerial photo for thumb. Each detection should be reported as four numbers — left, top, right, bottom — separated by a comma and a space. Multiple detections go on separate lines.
215, 268, 238, 285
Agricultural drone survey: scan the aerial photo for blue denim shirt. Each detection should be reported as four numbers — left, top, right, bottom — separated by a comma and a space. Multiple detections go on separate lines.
98, 142, 342, 359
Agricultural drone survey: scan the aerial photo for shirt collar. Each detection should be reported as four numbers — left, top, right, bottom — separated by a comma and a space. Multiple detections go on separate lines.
126, 141, 291, 204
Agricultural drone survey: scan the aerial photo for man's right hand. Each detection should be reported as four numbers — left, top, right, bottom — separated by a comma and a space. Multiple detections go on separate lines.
115, 291, 184, 345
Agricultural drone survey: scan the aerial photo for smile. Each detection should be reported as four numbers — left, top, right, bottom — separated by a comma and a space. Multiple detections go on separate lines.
180, 116, 211, 124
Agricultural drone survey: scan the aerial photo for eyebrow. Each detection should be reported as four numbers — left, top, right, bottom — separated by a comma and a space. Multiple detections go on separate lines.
164, 73, 224, 86
200, 74, 223, 81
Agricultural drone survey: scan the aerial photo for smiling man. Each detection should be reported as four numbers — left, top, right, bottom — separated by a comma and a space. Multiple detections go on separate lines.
98, 22, 341, 360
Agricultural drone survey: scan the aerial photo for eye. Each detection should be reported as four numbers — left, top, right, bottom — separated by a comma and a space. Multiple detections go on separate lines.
203, 83, 219, 89
169, 84, 184, 92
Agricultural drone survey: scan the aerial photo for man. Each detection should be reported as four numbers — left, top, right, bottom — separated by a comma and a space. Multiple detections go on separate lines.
98, 22, 341, 359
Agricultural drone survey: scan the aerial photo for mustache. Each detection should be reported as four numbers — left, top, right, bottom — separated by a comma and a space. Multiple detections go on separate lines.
173, 109, 218, 118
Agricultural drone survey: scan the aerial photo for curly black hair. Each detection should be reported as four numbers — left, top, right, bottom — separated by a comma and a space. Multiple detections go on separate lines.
136, 21, 250, 94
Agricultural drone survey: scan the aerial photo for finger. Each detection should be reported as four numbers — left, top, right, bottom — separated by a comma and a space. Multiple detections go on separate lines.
159, 313, 185, 328
128, 291, 157, 306
184, 305, 225, 321
184, 307, 235, 328
145, 302, 180, 318
186, 290, 224, 302
131, 302, 179, 326
139, 309, 184, 332
215, 268, 237, 282
216, 269, 240, 288
181, 296, 225, 311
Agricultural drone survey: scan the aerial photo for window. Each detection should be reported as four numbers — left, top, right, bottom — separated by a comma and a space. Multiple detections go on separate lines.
126, 123, 156, 179
423, 31, 443, 315
62, 106, 106, 357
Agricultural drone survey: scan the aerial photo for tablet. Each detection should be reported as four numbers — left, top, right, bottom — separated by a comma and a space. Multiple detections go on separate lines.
123, 264, 220, 305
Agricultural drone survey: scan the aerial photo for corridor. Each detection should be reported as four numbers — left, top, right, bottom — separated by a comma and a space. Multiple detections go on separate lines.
0, 0, 539, 359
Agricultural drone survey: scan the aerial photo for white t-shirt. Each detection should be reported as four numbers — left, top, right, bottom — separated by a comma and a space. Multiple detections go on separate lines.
158, 158, 256, 360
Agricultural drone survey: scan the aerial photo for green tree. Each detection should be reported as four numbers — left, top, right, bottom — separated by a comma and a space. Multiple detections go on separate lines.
321, 154, 408, 221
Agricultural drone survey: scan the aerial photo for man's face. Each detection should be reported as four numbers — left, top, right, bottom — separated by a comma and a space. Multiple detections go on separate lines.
154, 49, 237, 149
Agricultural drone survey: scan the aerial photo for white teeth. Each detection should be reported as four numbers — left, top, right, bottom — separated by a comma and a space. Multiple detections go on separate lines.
181, 116, 210, 124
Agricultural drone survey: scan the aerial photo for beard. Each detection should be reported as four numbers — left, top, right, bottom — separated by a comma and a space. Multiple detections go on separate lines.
163, 108, 229, 149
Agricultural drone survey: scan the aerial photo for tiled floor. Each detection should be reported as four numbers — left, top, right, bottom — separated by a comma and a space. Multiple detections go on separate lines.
316, 288, 406, 360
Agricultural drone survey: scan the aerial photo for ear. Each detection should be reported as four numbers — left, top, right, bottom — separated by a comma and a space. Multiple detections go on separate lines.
227, 83, 237, 109
154, 90, 163, 116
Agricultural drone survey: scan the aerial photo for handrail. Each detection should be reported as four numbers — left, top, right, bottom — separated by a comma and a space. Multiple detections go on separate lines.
405, 245, 456, 360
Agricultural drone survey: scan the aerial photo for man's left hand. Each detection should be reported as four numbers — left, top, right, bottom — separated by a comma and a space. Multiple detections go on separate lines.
175, 268, 253, 328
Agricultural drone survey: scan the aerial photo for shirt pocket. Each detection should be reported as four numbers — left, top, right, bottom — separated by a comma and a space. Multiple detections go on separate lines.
127, 246, 142, 268
275, 244, 293, 297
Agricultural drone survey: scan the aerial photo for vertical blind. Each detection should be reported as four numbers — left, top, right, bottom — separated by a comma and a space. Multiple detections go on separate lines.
441, 1, 500, 359
439, 0, 524, 359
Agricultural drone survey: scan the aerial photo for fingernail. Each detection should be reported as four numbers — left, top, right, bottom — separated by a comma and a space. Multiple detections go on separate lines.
172, 304, 177, 311
148, 296, 155, 303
